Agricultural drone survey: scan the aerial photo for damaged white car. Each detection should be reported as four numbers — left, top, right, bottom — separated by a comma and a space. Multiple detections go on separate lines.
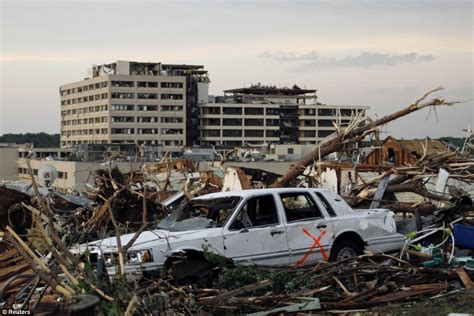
72, 188, 405, 277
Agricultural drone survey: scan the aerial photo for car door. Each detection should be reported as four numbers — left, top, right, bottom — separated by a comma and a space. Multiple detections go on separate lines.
223, 194, 290, 265
277, 191, 334, 265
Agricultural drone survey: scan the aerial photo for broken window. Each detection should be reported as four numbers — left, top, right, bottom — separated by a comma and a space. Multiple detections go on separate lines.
137, 105, 158, 111
137, 93, 158, 99
138, 81, 158, 88
223, 118, 242, 126
158, 197, 241, 231
314, 192, 337, 217
266, 108, 279, 115
318, 109, 336, 116
160, 128, 183, 135
137, 117, 158, 123
111, 104, 134, 111
207, 107, 220, 115
230, 195, 279, 230
111, 92, 134, 99
205, 130, 220, 137
223, 130, 242, 137
137, 128, 158, 134
304, 131, 316, 138
245, 119, 263, 126
161, 117, 183, 123
244, 108, 264, 115
111, 81, 134, 87
387, 148, 396, 163
223, 107, 242, 115
266, 130, 278, 137
111, 128, 134, 134
161, 82, 183, 89
161, 105, 183, 112
279, 192, 322, 222
111, 116, 134, 123
244, 130, 263, 137
161, 93, 183, 100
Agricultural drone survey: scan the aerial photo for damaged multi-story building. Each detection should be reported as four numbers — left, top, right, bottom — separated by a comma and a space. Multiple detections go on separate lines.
60, 60, 209, 152
199, 84, 367, 147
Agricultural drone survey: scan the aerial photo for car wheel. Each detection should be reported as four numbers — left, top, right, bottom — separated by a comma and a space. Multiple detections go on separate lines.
329, 239, 362, 262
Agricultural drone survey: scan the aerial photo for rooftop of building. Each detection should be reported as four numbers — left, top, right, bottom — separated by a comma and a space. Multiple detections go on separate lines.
224, 84, 316, 96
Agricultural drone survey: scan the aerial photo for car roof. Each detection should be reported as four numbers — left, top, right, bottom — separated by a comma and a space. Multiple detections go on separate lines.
193, 187, 330, 201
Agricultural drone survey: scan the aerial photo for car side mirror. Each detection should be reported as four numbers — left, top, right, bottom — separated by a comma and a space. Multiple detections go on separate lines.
240, 228, 249, 233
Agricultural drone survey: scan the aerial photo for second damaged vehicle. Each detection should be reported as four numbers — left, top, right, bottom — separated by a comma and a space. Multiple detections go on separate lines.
73, 188, 405, 277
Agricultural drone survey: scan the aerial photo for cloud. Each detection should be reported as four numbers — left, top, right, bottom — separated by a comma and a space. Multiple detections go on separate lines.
258, 50, 320, 63
259, 51, 435, 70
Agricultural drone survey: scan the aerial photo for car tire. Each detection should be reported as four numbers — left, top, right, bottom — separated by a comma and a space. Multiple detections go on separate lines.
329, 239, 362, 262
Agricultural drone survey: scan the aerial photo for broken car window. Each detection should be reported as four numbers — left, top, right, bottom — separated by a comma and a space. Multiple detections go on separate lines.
280, 193, 323, 222
158, 197, 241, 231
230, 195, 279, 230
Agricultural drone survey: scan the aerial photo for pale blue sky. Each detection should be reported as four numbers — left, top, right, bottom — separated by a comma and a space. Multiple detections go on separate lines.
1, 0, 472, 138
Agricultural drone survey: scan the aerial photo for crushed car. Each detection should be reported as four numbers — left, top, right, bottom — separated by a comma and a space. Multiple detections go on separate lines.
72, 188, 406, 278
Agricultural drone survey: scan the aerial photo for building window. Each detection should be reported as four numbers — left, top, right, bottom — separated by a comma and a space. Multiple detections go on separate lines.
137, 105, 158, 111
244, 119, 263, 126
205, 130, 220, 137
161, 93, 183, 100
137, 81, 158, 88
161, 105, 183, 112
161, 117, 183, 123
223, 130, 242, 137
223, 107, 242, 115
111, 92, 134, 99
137, 93, 158, 99
111, 128, 134, 134
111, 116, 134, 123
111, 80, 134, 87
137, 117, 158, 123
244, 130, 264, 137
161, 82, 183, 89
223, 118, 242, 126
287, 148, 294, 154
266, 108, 279, 115
160, 128, 183, 134
318, 109, 336, 116
111, 104, 134, 111
137, 128, 158, 134
244, 108, 264, 115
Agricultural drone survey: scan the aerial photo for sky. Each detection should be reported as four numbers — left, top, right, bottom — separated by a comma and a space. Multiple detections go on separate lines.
0, 0, 472, 139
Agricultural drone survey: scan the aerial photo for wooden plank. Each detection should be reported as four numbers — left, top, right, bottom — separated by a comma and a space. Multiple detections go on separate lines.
198, 279, 273, 306
0, 263, 30, 281
0, 248, 18, 262
456, 267, 474, 290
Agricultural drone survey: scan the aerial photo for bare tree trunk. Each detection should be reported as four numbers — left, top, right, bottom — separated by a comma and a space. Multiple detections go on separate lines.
273, 87, 453, 187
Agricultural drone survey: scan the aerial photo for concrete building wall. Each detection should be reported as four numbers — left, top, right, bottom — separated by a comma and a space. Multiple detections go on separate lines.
16, 158, 148, 193
0, 147, 19, 181
199, 102, 367, 147
60, 62, 194, 153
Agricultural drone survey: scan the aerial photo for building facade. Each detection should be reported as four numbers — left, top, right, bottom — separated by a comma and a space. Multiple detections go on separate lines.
60, 61, 209, 152
199, 85, 367, 147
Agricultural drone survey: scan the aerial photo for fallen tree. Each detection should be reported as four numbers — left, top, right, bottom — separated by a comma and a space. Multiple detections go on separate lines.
274, 87, 460, 187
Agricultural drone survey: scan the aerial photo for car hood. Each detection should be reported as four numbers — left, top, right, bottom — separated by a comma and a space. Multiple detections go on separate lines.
75, 228, 214, 253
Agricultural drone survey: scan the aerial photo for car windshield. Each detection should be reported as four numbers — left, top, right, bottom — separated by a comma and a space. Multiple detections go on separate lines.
157, 196, 241, 232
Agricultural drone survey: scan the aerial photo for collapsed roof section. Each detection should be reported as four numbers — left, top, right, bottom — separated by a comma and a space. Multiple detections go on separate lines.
88, 60, 209, 82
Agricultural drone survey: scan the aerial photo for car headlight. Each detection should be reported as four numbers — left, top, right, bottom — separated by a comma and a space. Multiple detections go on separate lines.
126, 249, 153, 265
